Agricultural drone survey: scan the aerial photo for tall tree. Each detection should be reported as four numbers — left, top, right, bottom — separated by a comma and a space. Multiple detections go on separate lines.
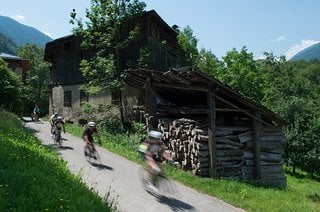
70, 0, 146, 124
177, 26, 199, 67
16, 44, 50, 114
219, 47, 266, 102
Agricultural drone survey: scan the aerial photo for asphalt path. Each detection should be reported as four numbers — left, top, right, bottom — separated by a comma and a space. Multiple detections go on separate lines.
25, 120, 243, 212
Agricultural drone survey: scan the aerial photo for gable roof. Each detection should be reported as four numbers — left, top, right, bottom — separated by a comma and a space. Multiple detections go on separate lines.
0, 52, 28, 61
126, 67, 286, 126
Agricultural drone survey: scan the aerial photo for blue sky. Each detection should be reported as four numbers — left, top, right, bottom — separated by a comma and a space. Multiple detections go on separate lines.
1, 0, 320, 59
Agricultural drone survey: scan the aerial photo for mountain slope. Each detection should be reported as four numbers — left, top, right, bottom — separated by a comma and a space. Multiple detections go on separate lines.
0, 32, 17, 54
290, 42, 320, 61
0, 15, 52, 48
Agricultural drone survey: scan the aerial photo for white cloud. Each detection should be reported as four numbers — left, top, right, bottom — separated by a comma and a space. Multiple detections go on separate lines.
270, 35, 286, 43
276, 35, 286, 42
12, 15, 26, 22
285, 39, 319, 59
255, 54, 266, 60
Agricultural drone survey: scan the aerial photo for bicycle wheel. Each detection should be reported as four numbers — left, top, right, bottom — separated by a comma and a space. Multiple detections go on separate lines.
84, 145, 91, 162
56, 132, 60, 147
156, 174, 176, 197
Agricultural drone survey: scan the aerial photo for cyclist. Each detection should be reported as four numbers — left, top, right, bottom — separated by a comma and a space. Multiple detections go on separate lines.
50, 112, 59, 136
142, 130, 164, 191
83, 121, 98, 158
52, 116, 66, 136
33, 104, 40, 121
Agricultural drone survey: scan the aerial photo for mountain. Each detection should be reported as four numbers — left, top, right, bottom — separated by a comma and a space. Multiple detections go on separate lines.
0, 15, 53, 48
0, 32, 17, 54
290, 42, 320, 61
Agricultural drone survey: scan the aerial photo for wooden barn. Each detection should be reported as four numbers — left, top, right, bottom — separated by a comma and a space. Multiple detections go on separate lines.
44, 10, 179, 119
127, 67, 287, 187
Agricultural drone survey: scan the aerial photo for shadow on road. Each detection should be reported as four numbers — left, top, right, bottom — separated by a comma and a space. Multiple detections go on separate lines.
157, 195, 195, 211
59, 146, 74, 150
90, 162, 114, 171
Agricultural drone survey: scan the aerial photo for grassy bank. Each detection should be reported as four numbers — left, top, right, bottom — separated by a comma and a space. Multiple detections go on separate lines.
66, 123, 320, 211
0, 111, 110, 211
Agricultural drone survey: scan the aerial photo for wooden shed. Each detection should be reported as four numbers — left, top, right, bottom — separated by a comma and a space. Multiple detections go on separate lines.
126, 67, 286, 187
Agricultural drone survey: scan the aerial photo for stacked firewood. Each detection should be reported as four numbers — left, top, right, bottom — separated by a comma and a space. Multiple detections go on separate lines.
158, 118, 210, 177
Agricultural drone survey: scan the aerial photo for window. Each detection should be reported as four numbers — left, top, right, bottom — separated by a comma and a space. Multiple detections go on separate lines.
111, 90, 120, 105
64, 91, 72, 107
80, 90, 88, 104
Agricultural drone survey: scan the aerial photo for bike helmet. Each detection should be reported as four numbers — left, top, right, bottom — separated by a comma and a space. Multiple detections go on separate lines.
88, 121, 97, 127
148, 130, 163, 140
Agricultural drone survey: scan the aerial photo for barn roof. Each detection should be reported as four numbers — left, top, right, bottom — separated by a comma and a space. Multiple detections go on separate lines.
0, 52, 28, 61
126, 67, 286, 125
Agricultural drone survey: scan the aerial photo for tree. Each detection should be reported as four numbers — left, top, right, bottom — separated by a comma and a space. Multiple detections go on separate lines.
16, 44, 50, 114
198, 48, 222, 76
177, 26, 199, 67
0, 58, 26, 113
70, 0, 146, 125
218, 47, 266, 102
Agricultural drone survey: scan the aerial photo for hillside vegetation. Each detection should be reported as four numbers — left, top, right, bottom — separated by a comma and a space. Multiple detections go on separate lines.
0, 32, 16, 54
290, 42, 320, 61
0, 111, 110, 211
0, 15, 52, 48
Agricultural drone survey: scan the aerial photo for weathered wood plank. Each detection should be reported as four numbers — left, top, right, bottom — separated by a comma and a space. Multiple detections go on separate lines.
239, 131, 253, 143
253, 112, 262, 179
207, 92, 217, 178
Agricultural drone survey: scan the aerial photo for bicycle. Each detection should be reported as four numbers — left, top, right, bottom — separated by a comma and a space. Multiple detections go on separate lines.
52, 126, 62, 147
84, 142, 100, 164
31, 112, 39, 122
139, 163, 176, 197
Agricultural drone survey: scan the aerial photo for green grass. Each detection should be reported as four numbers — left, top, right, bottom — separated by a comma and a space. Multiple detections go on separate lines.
66, 123, 320, 212
0, 111, 110, 211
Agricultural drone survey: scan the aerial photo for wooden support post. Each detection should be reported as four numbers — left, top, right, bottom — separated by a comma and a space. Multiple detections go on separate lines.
144, 78, 157, 129
253, 112, 262, 179
207, 92, 217, 178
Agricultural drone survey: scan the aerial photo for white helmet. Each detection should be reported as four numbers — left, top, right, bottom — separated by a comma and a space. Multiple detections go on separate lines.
148, 130, 162, 140
88, 121, 96, 127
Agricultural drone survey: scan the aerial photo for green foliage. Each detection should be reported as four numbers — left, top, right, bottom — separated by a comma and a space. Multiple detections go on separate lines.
0, 111, 110, 211
16, 44, 50, 114
70, 0, 146, 93
177, 26, 199, 67
260, 55, 320, 176
0, 58, 27, 113
178, 25, 320, 177
218, 47, 266, 102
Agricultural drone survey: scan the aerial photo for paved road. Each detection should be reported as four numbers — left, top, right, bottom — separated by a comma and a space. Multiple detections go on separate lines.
26, 120, 243, 212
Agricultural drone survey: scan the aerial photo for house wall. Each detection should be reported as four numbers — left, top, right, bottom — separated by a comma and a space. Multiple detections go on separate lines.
50, 84, 141, 121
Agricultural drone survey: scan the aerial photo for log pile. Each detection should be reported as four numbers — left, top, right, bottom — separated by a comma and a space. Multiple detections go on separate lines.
158, 118, 210, 176
158, 117, 285, 181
